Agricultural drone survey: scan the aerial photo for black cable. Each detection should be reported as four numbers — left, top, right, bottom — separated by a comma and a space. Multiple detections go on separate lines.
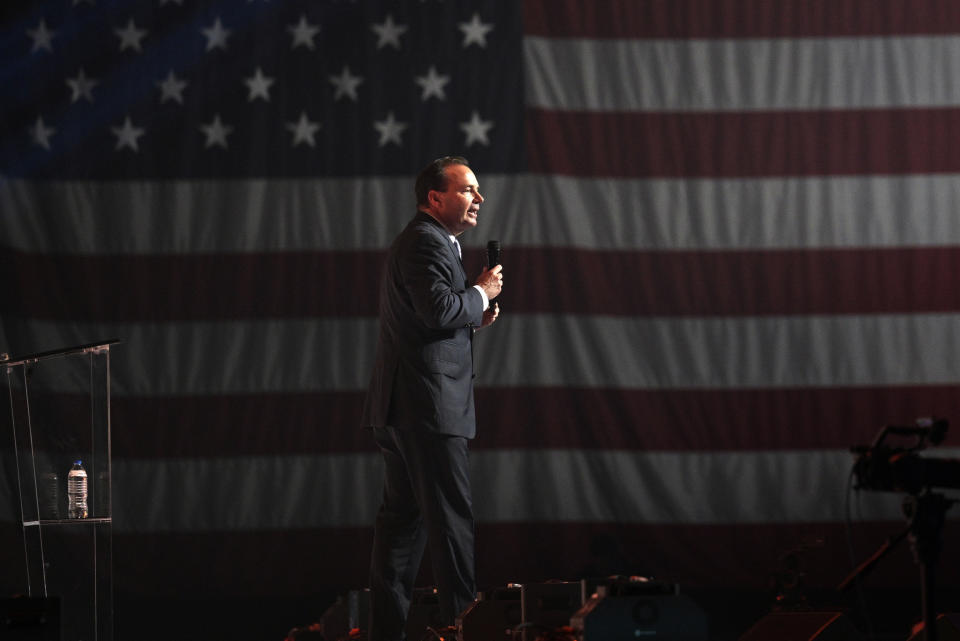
843, 464, 877, 641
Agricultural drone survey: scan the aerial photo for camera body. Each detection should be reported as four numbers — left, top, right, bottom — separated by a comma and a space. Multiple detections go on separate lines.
851, 418, 959, 495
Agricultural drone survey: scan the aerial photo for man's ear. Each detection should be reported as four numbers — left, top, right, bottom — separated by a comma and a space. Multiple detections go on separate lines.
427, 189, 441, 209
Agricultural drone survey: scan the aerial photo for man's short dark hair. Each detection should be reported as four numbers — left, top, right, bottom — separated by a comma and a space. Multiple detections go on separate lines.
415, 156, 470, 208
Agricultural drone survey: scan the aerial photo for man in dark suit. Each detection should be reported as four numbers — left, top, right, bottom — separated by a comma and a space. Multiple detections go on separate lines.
362, 156, 503, 639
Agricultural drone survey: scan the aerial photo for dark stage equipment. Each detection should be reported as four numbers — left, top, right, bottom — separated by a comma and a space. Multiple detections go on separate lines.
736, 611, 861, 641
406, 587, 446, 640
571, 577, 706, 641
907, 614, 960, 641
1, 597, 60, 641
455, 584, 521, 641
519, 581, 582, 641
844, 418, 960, 641
850, 418, 958, 495
329, 586, 445, 641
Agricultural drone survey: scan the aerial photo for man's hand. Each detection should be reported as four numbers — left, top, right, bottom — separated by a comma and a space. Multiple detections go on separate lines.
481, 302, 499, 328
475, 264, 503, 301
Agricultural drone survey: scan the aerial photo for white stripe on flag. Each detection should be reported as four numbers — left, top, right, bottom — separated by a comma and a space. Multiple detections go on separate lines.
102, 449, 960, 533
1, 317, 379, 395
8, 313, 960, 395
524, 35, 960, 112
6, 174, 960, 253
516, 174, 960, 250
0, 177, 410, 254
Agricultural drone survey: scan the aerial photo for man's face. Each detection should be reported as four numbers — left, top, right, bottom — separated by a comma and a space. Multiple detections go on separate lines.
429, 164, 484, 235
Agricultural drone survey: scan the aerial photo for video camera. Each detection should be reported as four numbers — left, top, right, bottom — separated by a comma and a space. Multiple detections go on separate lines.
850, 418, 960, 495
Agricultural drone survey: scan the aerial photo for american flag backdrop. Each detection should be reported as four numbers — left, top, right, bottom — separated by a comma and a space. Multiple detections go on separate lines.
2, 0, 960, 632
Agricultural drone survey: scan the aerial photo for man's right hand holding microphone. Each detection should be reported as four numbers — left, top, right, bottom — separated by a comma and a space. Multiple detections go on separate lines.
476, 263, 502, 328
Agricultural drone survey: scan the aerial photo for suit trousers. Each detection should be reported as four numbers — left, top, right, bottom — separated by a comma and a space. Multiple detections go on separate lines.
368, 425, 476, 641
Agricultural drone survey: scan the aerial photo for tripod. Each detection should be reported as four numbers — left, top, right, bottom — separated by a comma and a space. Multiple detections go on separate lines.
839, 490, 955, 641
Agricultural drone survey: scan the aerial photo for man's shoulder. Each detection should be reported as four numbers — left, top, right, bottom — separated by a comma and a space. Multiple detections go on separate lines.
398, 212, 449, 249
407, 211, 446, 236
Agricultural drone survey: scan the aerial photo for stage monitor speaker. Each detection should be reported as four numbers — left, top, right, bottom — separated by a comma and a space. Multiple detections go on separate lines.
0, 597, 60, 641
406, 587, 445, 640
906, 613, 960, 641
580, 576, 678, 604
737, 611, 862, 641
572, 592, 707, 641
521, 581, 582, 641
456, 585, 521, 641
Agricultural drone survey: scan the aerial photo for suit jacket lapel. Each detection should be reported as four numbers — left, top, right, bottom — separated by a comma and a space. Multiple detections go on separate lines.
417, 211, 468, 284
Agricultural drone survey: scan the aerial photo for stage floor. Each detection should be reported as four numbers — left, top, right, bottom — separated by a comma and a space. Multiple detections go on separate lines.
110, 586, 960, 641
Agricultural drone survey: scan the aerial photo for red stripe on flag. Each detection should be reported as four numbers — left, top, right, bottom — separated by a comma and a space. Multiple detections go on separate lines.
107, 386, 960, 458
510, 247, 960, 317
526, 107, 960, 178
0, 249, 386, 320
103, 522, 960, 596
9, 246, 960, 321
474, 386, 960, 452
111, 392, 372, 458
524, 0, 960, 38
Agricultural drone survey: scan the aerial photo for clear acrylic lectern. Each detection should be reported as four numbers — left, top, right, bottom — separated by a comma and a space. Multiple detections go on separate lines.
5, 339, 119, 641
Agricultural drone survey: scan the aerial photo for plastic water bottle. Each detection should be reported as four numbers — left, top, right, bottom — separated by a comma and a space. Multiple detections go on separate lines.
67, 460, 88, 519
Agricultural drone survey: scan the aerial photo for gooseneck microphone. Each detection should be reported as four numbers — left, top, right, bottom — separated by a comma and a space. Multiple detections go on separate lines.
487, 239, 501, 269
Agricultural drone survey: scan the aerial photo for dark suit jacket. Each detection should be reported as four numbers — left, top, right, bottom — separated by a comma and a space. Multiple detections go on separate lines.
361, 211, 485, 438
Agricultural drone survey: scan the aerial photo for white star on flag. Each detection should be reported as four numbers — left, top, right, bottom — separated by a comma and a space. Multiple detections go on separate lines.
371, 15, 407, 49
415, 66, 450, 101
374, 112, 407, 147
157, 70, 188, 104
27, 19, 56, 54
66, 69, 98, 103
244, 67, 274, 102
286, 112, 321, 147
202, 17, 231, 52
329, 66, 364, 102
111, 116, 146, 152
29, 116, 55, 150
458, 13, 493, 48
114, 19, 148, 53
459, 111, 493, 146
288, 15, 320, 50
199, 114, 233, 149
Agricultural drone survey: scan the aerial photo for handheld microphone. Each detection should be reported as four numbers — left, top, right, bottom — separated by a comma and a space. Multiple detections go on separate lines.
487, 240, 501, 269
486, 240, 501, 304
